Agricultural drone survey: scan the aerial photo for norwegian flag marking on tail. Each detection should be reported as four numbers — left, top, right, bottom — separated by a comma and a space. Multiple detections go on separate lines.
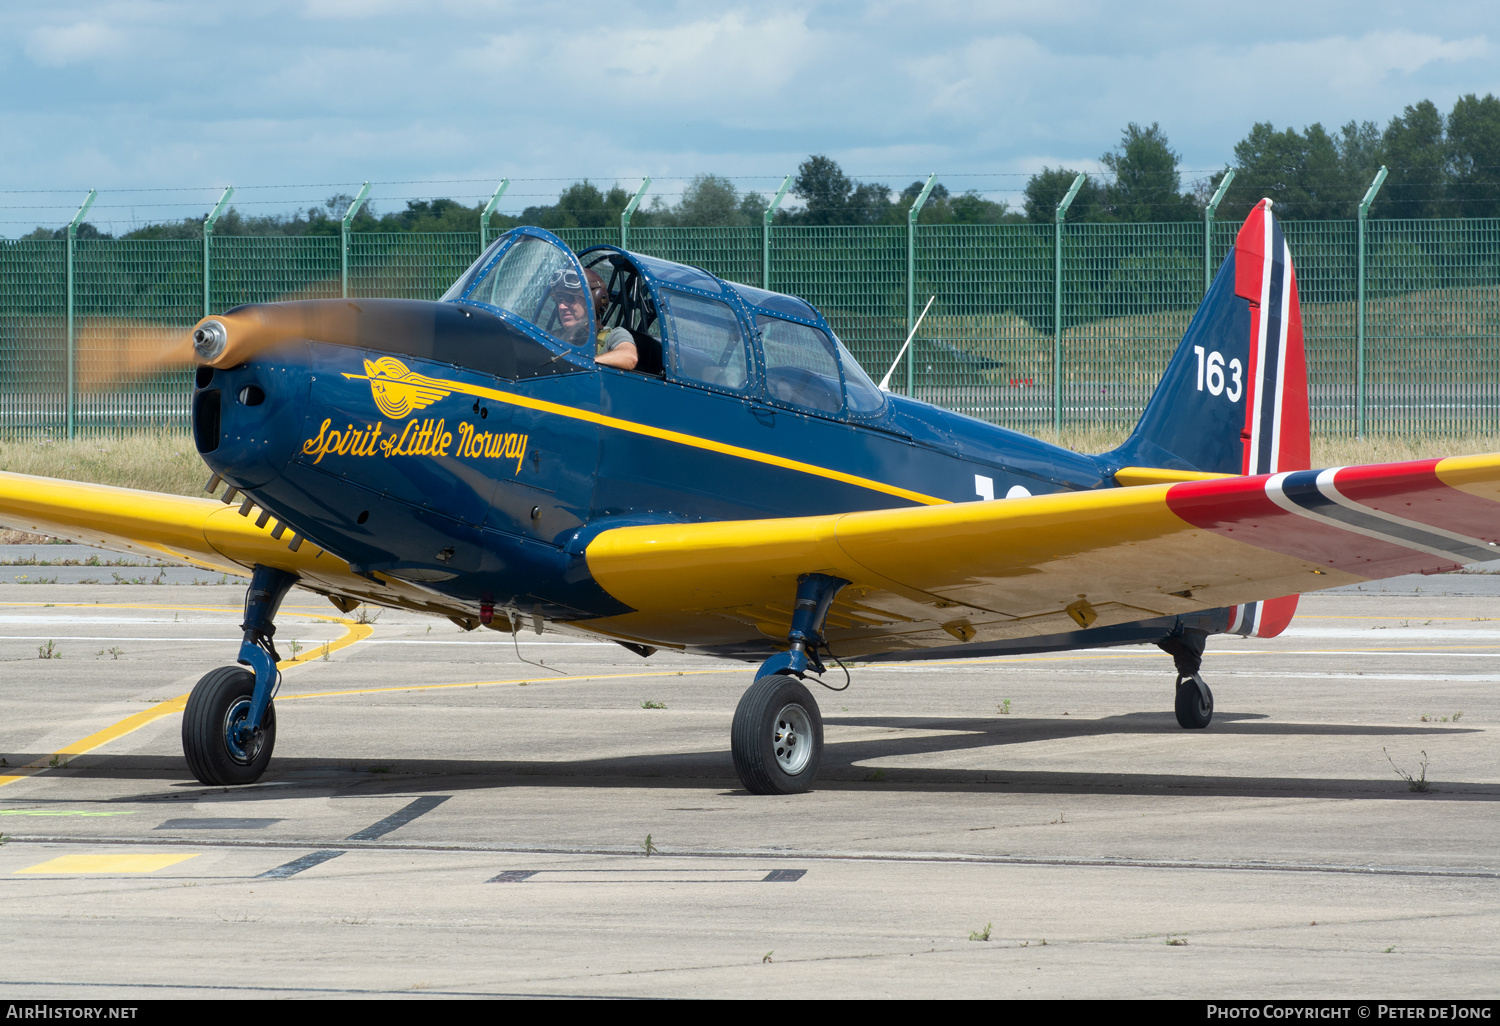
1229, 201, 1310, 638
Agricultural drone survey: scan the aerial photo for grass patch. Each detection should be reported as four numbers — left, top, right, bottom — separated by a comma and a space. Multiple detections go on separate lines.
0, 432, 206, 500
1384, 747, 1432, 792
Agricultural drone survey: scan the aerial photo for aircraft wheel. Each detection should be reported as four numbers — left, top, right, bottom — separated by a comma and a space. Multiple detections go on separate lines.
731, 674, 823, 795
182, 666, 276, 785
1174, 674, 1213, 729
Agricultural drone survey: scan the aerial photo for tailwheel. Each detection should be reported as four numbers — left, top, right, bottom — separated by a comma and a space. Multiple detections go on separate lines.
731, 674, 824, 795
182, 666, 277, 785
1174, 673, 1214, 729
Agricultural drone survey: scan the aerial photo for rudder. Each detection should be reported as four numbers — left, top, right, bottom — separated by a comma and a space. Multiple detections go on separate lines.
1111, 199, 1309, 637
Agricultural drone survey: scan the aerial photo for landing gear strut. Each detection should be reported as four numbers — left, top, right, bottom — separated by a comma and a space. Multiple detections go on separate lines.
1158, 627, 1213, 729
183, 564, 298, 785
731, 573, 847, 794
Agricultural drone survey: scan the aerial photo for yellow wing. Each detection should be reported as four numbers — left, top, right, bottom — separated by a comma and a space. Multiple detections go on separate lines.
0, 471, 452, 615
580, 454, 1500, 655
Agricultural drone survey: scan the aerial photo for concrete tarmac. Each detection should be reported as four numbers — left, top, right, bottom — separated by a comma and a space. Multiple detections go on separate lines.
0, 567, 1497, 999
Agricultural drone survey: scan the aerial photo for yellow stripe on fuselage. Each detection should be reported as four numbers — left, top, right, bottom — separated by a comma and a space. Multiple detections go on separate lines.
343, 371, 949, 507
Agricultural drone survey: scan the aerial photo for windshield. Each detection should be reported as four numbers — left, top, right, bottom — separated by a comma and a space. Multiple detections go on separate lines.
440, 238, 503, 302
462, 236, 594, 346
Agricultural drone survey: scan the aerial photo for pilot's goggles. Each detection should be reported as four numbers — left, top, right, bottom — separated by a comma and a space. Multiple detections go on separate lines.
548, 268, 583, 293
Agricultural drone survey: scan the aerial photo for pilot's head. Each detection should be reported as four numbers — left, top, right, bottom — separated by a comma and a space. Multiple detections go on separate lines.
548, 268, 609, 344
548, 269, 590, 343
584, 268, 608, 318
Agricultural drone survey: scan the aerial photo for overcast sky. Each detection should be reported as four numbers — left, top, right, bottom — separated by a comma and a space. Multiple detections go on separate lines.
3, 0, 1498, 234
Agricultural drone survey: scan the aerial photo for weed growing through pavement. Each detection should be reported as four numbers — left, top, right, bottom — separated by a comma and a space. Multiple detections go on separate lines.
289, 639, 302, 658
864, 769, 887, 782
641, 700, 666, 709
1383, 748, 1431, 792
969, 923, 992, 941
762, 951, 773, 963
1165, 936, 1188, 946
998, 699, 1011, 715
36, 640, 59, 659
320, 643, 331, 661
641, 833, 659, 856
107, 647, 123, 660
356, 606, 382, 625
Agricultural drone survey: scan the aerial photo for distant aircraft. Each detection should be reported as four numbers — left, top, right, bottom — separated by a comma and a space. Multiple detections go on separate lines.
2, 200, 1495, 794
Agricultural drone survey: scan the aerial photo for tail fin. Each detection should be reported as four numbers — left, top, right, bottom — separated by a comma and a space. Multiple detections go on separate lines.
1112, 199, 1310, 476
1112, 200, 1310, 637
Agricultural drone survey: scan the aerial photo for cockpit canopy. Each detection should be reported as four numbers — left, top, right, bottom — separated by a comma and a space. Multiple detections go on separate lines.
443, 226, 886, 419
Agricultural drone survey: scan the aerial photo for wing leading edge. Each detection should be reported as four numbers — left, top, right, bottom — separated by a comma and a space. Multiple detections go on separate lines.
580, 454, 1500, 656
0, 470, 439, 612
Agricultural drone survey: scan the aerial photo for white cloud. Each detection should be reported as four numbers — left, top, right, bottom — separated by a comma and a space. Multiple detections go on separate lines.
2, 1, 1499, 231
25, 20, 122, 67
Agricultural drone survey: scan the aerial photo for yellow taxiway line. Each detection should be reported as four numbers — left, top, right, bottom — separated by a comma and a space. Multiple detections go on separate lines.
0, 603, 371, 789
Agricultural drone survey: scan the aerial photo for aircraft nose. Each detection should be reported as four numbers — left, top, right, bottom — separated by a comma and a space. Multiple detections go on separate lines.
193, 346, 311, 489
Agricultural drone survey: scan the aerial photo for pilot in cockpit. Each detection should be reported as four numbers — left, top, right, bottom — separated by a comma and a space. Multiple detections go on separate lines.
549, 268, 638, 371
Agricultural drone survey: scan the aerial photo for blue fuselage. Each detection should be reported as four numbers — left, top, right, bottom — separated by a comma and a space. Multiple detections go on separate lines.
196, 298, 1116, 628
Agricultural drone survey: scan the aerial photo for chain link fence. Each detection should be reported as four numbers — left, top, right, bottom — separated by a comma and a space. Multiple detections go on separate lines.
2, 219, 1496, 437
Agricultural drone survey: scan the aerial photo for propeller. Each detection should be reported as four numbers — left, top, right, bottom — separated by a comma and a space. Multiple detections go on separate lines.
66, 257, 449, 391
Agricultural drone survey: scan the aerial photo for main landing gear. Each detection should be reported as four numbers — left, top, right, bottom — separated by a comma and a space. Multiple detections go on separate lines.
1157, 628, 1213, 729
730, 574, 847, 795
183, 564, 298, 785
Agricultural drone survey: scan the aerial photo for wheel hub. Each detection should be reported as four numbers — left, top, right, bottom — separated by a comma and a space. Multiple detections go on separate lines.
223, 697, 265, 765
772, 702, 813, 775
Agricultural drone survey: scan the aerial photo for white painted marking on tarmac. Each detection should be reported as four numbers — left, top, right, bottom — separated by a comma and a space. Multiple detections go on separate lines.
0, 615, 241, 625
0, 635, 612, 646
1279, 628, 1500, 640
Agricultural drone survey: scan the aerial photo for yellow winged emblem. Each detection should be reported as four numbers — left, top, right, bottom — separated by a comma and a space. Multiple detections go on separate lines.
344, 357, 452, 420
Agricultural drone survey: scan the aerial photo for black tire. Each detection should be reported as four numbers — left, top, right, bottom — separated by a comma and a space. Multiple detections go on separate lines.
1174, 676, 1213, 729
731, 674, 823, 795
182, 666, 276, 785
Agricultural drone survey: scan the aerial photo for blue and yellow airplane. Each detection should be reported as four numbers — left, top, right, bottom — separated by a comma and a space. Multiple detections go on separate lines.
2, 201, 1496, 794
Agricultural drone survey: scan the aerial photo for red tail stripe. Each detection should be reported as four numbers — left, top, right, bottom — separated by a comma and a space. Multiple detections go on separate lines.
1256, 595, 1299, 637
1233, 201, 1269, 303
